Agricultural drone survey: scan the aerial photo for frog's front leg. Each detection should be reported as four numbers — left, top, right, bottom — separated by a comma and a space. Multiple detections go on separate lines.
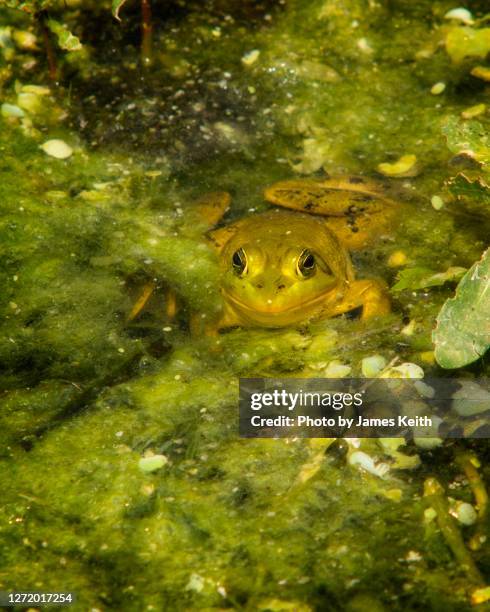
325, 278, 391, 320
127, 283, 177, 322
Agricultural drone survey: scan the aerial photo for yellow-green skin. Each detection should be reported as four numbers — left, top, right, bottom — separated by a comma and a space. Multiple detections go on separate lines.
204, 177, 397, 331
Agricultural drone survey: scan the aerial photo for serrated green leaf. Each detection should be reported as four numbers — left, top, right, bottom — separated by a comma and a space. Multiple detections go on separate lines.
442, 116, 490, 166
433, 249, 490, 368
112, 0, 129, 21
391, 266, 466, 293
448, 173, 490, 215
450, 173, 490, 200
47, 19, 82, 52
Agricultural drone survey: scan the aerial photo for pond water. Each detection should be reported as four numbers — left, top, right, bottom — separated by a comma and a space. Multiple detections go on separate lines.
1, 1, 489, 610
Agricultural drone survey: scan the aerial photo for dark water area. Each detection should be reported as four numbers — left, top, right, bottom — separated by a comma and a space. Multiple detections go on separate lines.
0, 0, 489, 610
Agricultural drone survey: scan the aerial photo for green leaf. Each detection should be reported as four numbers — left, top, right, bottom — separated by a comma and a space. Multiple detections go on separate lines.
442, 116, 490, 166
448, 173, 490, 215
112, 0, 129, 21
445, 25, 490, 63
47, 19, 82, 52
449, 173, 490, 200
391, 266, 466, 293
433, 249, 490, 368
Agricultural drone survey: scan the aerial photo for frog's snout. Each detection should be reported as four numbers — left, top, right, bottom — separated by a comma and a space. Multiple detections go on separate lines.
250, 274, 293, 293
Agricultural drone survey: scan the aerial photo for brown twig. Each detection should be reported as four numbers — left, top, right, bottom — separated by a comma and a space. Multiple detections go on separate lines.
456, 452, 489, 551
424, 477, 484, 587
38, 11, 58, 82
141, 0, 153, 66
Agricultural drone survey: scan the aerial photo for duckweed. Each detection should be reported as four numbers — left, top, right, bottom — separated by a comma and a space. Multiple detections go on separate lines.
0, 1, 489, 610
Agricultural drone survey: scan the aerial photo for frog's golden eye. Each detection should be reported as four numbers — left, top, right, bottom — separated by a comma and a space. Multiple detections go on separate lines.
232, 248, 248, 276
297, 249, 316, 278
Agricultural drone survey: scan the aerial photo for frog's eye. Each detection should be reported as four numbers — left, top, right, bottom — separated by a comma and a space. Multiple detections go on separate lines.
297, 249, 316, 278
232, 248, 248, 276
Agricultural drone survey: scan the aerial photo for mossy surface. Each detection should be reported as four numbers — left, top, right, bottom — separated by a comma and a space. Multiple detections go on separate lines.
0, 1, 489, 610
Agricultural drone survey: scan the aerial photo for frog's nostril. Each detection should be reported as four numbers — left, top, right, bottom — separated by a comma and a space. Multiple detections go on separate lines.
256, 283, 264, 289
277, 284, 286, 290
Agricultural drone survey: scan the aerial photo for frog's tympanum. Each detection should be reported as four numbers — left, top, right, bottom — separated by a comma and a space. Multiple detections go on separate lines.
198, 176, 398, 332
130, 177, 399, 332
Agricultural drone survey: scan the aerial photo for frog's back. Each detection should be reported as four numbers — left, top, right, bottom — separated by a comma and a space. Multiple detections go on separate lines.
264, 176, 399, 250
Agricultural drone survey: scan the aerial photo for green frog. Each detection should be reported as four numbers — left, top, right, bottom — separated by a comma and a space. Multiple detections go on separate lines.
129, 176, 399, 331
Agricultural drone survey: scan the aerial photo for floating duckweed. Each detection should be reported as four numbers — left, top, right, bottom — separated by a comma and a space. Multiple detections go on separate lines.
17, 92, 42, 114
78, 190, 110, 201
461, 103, 486, 119
414, 380, 435, 398
384, 488, 403, 503
472, 587, 490, 605
424, 507, 437, 522
357, 37, 373, 54
401, 319, 416, 336
348, 451, 390, 478
1, 103, 24, 118
40, 139, 73, 159
431, 195, 444, 210
380, 363, 424, 379
296, 60, 339, 82
361, 355, 387, 378
387, 250, 407, 267
258, 599, 312, 611
470, 66, 490, 82
450, 501, 477, 526
444, 8, 474, 24
377, 154, 417, 177
138, 454, 168, 473
185, 573, 205, 593
241, 49, 260, 66
21, 84, 50, 96
419, 351, 435, 364
414, 437, 443, 450
12, 30, 38, 50
452, 382, 490, 416
324, 360, 351, 378
45, 190, 68, 201
430, 82, 446, 95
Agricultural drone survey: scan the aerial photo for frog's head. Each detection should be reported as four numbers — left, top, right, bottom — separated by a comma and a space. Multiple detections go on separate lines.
219, 212, 353, 326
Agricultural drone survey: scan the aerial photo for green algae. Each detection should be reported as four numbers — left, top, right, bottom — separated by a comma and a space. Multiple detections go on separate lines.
0, 1, 490, 610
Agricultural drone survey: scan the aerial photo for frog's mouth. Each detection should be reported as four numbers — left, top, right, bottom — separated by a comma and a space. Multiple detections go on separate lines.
224, 289, 334, 316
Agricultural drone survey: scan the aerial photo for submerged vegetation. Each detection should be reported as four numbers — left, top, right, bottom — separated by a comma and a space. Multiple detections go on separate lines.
0, 0, 489, 610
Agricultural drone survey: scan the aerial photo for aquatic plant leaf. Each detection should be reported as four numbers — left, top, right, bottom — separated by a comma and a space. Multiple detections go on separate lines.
442, 116, 490, 166
112, 0, 129, 21
47, 19, 82, 52
391, 266, 466, 292
448, 173, 490, 215
445, 26, 490, 63
433, 249, 490, 368
449, 173, 490, 201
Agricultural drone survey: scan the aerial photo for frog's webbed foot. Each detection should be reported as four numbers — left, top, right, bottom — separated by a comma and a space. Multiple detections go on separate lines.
264, 177, 399, 250
127, 283, 177, 323
328, 278, 391, 320
190, 302, 240, 336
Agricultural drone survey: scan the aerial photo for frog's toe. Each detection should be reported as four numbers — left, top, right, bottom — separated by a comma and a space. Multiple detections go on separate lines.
357, 279, 391, 319
334, 278, 391, 320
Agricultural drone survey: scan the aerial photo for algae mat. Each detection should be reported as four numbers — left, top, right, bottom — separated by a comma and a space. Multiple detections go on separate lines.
0, 1, 489, 610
